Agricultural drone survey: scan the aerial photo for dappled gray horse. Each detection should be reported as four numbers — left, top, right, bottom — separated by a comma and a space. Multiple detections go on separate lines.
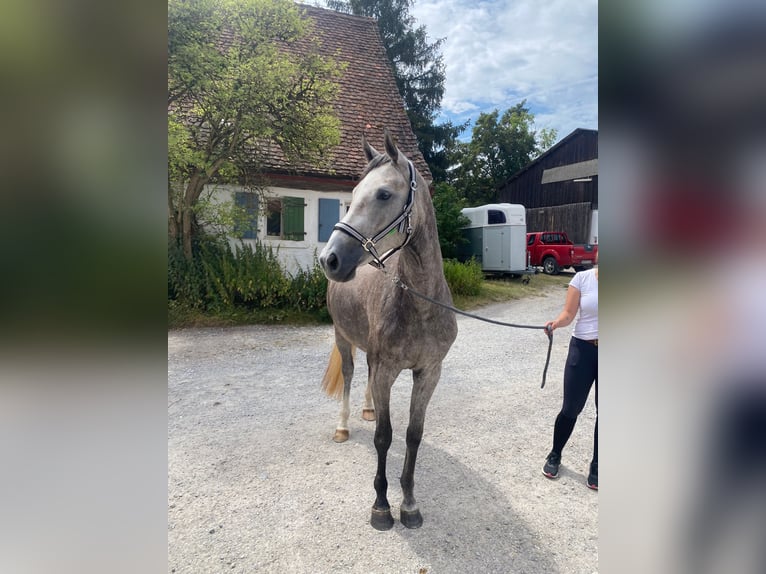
318, 129, 457, 530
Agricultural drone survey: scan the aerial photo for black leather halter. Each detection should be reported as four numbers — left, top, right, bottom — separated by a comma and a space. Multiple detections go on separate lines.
332, 159, 417, 269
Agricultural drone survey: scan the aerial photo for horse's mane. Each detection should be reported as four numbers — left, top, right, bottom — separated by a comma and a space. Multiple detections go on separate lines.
359, 153, 393, 179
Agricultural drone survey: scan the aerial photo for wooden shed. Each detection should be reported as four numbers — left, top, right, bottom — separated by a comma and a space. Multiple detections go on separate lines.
496, 128, 598, 244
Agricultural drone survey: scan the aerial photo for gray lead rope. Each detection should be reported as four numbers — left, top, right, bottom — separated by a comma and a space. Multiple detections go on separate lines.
387, 273, 554, 388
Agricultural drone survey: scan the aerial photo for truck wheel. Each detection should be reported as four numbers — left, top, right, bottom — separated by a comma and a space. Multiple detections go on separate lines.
543, 257, 559, 275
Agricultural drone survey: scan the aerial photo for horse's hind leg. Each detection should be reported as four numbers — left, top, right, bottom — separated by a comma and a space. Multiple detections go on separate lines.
333, 338, 355, 443
399, 364, 441, 529
362, 380, 375, 421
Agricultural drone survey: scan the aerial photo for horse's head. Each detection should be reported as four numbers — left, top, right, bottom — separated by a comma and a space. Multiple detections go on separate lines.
319, 129, 418, 282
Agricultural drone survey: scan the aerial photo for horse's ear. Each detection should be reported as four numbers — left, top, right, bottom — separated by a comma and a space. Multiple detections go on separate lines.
383, 128, 399, 163
362, 134, 380, 162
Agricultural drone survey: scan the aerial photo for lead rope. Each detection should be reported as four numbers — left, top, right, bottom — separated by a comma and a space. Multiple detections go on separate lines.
383, 270, 554, 388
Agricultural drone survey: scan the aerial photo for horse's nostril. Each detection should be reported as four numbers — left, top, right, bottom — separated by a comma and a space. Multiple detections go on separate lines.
326, 252, 339, 272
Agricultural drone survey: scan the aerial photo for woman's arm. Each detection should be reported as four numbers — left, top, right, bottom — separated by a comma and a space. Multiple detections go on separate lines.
545, 285, 581, 332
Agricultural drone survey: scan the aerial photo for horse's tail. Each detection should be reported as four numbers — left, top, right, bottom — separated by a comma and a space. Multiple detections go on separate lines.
321, 343, 353, 400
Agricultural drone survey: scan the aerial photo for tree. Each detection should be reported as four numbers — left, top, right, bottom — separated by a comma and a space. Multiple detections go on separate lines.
168, 0, 343, 259
449, 101, 557, 205
326, 0, 463, 181
432, 182, 470, 259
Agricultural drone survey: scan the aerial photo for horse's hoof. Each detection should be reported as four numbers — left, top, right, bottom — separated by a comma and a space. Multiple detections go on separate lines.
370, 507, 394, 530
333, 429, 349, 443
362, 408, 376, 421
400, 508, 423, 529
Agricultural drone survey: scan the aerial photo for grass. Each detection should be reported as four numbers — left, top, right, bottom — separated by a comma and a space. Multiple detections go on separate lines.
167, 301, 331, 329
451, 272, 570, 311
168, 271, 571, 329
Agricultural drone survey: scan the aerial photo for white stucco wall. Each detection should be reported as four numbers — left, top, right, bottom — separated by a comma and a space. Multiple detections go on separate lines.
206, 184, 352, 276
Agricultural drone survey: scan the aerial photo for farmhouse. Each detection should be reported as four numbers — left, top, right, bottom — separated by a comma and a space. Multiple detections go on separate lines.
496, 128, 598, 244
201, 4, 431, 274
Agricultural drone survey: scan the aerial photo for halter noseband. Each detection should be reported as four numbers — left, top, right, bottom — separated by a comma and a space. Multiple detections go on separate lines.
332, 159, 417, 269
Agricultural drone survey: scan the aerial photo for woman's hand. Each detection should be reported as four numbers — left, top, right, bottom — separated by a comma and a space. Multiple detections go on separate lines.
545, 320, 556, 333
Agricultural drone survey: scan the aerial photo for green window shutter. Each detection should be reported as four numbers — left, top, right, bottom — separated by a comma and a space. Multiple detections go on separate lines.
283, 196, 305, 241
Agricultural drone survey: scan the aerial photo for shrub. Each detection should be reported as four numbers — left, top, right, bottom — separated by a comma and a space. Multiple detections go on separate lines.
443, 258, 483, 296
168, 238, 219, 309
168, 237, 329, 320
433, 183, 470, 259
209, 242, 291, 310
288, 259, 328, 312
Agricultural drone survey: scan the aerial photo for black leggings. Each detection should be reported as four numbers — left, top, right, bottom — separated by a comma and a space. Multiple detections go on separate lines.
552, 337, 598, 463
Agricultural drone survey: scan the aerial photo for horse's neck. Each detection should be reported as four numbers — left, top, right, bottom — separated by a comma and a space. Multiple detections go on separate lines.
396, 207, 446, 296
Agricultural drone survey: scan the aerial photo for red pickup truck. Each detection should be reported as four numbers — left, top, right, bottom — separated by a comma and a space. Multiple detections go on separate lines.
526, 231, 598, 275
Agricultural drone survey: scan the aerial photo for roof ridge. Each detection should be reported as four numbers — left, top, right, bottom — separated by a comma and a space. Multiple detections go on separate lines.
296, 3, 376, 24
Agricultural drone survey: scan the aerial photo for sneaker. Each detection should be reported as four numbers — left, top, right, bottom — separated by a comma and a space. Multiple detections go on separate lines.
587, 462, 598, 490
542, 451, 561, 479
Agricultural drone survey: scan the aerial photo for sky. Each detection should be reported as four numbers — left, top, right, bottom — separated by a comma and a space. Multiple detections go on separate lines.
409, 0, 598, 143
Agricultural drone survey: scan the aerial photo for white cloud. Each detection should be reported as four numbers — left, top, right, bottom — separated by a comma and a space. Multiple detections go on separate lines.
411, 0, 598, 141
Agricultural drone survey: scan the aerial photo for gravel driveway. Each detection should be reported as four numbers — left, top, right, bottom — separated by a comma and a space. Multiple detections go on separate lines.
168, 286, 598, 573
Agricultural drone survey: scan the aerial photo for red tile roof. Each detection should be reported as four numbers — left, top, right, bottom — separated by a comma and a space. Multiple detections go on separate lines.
174, 4, 431, 187
278, 4, 431, 184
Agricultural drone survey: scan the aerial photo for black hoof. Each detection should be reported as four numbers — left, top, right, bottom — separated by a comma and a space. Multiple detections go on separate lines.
370, 507, 394, 530
400, 508, 423, 529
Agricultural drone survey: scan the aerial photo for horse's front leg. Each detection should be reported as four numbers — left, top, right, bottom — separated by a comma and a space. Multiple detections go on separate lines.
369, 363, 396, 530
400, 364, 441, 529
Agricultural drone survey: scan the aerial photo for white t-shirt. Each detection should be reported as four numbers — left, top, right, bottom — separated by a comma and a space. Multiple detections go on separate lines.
715, 257, 766, 383
570, 268, 598, 340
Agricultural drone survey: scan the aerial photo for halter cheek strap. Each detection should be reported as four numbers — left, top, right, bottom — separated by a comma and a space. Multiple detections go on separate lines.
333, 159, 417, 270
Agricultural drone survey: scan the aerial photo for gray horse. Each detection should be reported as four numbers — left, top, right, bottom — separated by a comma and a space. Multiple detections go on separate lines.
318, 129, 458, 530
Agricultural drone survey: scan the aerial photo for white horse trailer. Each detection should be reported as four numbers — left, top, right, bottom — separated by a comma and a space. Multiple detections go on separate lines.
458, 203, 530, 275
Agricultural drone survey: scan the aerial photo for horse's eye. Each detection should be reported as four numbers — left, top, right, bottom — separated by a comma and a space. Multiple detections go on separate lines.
377, 190, 392, 201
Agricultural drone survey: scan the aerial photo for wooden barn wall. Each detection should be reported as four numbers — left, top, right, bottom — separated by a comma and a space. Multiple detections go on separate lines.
496, 131, 598, 209
526, 202, 593, 244
501, 178, 598, 209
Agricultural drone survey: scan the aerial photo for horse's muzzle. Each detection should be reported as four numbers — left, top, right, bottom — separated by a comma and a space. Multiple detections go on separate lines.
319, 242, 359, 283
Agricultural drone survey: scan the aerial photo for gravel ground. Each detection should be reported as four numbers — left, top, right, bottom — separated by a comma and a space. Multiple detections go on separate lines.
168, 285, 598, 573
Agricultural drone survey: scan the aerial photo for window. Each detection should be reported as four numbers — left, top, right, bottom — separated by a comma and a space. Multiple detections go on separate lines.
527, 234, 535, 246
266, 199, 281, 237
266, 196, 305, 241
487, 210, 506, 225
234, 192, 259, 239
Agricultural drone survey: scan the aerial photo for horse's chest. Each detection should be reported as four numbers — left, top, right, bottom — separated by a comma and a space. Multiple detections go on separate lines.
373, 313, 453, 364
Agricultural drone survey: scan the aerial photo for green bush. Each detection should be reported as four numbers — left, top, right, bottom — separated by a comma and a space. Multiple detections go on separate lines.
168, 237, 328, 319
169, 239, 487, 323
443, 258, 483, 297
288, 259, 328, 312
168, 238, 219, 309
433, 182, 470, 259
207, 242, 290, 310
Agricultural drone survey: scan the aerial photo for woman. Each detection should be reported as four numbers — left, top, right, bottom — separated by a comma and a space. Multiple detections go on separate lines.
542, 265, 598, 489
